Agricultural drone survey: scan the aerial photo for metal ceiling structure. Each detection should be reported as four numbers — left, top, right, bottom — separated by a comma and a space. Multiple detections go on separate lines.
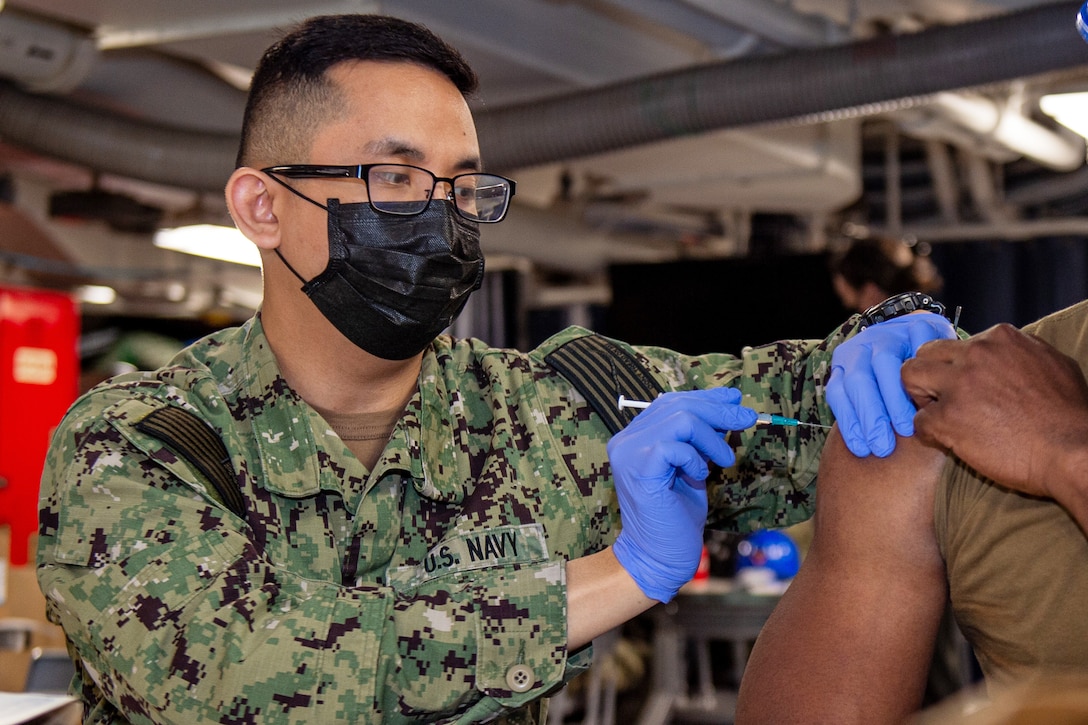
2, 0, 1088, 323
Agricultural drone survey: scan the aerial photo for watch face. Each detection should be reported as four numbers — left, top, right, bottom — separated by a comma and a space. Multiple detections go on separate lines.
860, 292, 945, 328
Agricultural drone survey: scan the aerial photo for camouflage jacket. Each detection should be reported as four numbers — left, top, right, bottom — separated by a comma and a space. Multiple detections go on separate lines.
37, 315, 855, 724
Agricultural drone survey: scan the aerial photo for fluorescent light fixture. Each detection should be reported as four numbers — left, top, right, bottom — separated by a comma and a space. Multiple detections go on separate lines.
1040, 91, 1088, 140
153, 224, 262, 267
75, 285, 117, 305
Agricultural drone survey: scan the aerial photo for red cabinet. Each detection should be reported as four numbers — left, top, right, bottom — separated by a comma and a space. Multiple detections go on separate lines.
0, 286, 79, 565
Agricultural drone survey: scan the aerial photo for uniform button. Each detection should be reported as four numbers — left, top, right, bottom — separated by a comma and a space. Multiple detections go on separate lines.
505, 664, 534, 693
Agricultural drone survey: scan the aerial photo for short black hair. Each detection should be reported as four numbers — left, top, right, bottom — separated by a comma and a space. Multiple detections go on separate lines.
236, 14, 479, 168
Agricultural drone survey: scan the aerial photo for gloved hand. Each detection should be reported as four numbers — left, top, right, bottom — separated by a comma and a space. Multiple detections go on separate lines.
608, 387, 757, 602
826, 312, 956, 458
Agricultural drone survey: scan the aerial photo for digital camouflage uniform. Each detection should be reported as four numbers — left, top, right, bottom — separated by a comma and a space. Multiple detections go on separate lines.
37, 314, 856, 724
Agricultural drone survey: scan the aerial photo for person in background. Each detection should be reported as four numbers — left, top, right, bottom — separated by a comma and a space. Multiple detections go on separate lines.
34, 13, 951, 725
829, 235, 944, 314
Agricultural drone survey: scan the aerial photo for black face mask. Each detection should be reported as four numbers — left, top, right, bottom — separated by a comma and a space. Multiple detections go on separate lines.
278, 198, 485, 360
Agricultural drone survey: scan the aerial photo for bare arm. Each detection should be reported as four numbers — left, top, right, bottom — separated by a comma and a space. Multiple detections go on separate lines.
736, 429, 949, 725
566, 548, 655, 649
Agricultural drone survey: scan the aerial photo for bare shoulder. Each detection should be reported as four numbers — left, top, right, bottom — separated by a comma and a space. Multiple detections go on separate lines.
814, 428, 949, 560
818, 427, 948, 502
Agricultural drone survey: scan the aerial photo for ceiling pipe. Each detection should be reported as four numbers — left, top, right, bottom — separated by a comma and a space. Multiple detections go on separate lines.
0, 2, 1085, 192
476, 2, 1088, 172
0, 82, 238, 192
884, 125, 903, 237
894, 91, 1084, 171
899, 217, 1088, 241
661, 0, 1084, 170
1006, 163, 1088, 204
923, 139, 961, 224
961, 149, 1014, 222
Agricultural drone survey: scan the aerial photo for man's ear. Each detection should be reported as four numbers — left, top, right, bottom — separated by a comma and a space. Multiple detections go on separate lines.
226, 167, 281, 251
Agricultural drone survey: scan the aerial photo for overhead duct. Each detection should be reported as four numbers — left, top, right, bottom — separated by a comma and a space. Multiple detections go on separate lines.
0, 6, 239, 192
0, 2, 1084, 191
476, 1, 1088, 171
0, 82, 239, 192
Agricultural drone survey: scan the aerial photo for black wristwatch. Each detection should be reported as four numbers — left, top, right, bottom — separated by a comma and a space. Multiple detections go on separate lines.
858, 292, 947, 330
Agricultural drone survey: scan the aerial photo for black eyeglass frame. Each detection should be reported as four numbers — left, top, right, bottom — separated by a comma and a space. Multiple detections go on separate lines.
261, 163, 516, 223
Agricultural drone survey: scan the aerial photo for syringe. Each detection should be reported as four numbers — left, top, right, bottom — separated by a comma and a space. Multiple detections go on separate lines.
755, 413, 832, 430
617, 395, 831, 429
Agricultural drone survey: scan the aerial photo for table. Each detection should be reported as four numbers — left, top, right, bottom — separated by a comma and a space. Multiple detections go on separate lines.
636, 578, 782, 725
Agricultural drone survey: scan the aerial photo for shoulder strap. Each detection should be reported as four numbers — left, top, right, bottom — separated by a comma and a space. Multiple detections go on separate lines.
544, 333, 665, 435
134, 406, 245, 518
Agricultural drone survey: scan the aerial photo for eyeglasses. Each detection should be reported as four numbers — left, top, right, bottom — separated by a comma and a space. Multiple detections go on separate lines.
261, 163, 516, 223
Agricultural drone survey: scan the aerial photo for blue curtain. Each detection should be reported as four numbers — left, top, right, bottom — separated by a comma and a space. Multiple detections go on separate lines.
929, 237, 1088, 333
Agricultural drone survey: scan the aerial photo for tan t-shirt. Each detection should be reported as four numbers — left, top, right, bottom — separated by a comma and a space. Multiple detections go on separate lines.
313, 405, 402, 471
934, 299, 1088, 692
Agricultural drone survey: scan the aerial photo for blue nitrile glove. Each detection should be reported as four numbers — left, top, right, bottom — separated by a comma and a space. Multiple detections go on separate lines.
826, 312, 956, 458
608, 387, 758, 602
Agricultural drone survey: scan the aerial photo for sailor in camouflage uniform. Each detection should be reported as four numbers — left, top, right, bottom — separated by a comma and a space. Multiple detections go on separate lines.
36, 13, 952, 725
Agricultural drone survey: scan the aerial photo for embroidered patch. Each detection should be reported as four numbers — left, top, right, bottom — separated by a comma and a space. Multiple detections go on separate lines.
387, 523, 549, 588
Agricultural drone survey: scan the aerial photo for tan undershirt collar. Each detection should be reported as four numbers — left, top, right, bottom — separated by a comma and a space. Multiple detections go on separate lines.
312, 405, 403, 470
